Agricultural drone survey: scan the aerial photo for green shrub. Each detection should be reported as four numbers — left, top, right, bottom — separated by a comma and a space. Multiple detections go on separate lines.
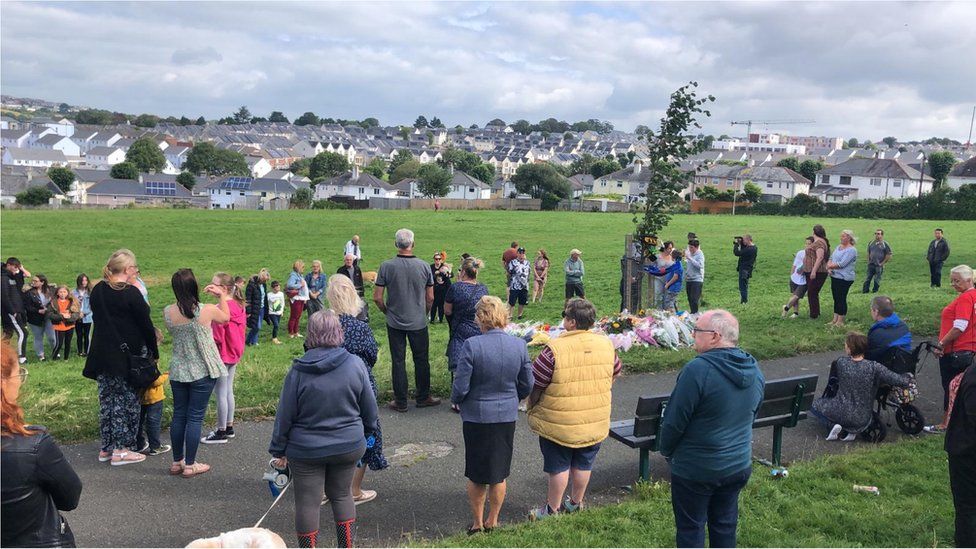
311, 199, 349, 210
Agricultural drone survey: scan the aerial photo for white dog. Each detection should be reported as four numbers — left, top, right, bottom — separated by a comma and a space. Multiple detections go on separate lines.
186, 528, 287, 548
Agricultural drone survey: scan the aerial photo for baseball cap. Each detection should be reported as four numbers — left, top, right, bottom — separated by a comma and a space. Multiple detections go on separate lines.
517, 247, 526, 253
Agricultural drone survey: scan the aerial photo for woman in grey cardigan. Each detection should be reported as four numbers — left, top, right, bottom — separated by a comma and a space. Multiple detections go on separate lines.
811, 332, 911, 441
827, 229, 859, 327
451, 296, 534, 534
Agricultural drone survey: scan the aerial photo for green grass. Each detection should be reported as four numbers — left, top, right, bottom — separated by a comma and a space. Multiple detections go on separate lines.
432, 436, 953, 547
2, 210, 973, 441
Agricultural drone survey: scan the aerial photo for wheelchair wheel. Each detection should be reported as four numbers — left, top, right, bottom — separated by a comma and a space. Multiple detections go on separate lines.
860, 412, 887, 443
895, 405, 925, 435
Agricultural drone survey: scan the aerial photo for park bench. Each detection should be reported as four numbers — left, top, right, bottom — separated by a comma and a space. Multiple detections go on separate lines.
608, 374, 819, 481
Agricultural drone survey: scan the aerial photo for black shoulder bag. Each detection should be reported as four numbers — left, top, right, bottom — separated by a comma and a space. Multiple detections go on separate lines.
97, 286, 160, 389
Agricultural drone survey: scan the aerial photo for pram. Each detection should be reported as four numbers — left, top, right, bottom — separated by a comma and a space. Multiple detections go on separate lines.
860, 341, 937, 442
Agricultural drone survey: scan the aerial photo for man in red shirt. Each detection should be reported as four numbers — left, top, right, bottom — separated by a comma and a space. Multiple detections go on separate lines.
935, 265, 976, 411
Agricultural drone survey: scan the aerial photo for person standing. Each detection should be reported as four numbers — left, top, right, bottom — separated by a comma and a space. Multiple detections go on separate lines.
202, 273, 246, 445
445, 257, 490, 413
652, 241, 676, 309
163, 269, 230, 477
507, 248, 531, 320
269, 310, 379, 549
344, 235, 362, 267
305, 260, 327, 317
933, 265, 976, 414
927, 228, 951, 288
783, 237, 813, 318
451, 296, 533, 534
862, 229, 892, 294
1, 342, 83, 548
2, 259, 30, 364
373, 228, 440, 412
805, 225, 831, 319
732, 235, 757, 304
337, 254, 368, 322
47, 286, 80, 360
24, 275, 56, 362
244, 268, 269, 346
563, 249, 585, 303
83, 249, 158, 466
827, 230, 858, 327
266, 281, 285, 345
526, 298, 621, 519
532, 250, 550, 304
430, 252, 453, 323
659, 310, 764, 548
684, 239, 705, 314
286, 260, 308, 338
73, 274, 93, 357
944, 358, 976, 548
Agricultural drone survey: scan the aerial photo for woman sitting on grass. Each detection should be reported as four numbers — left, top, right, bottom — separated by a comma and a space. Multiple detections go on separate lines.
811, 332, 911, 441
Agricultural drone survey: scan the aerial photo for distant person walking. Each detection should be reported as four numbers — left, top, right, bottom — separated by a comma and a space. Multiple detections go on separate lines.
684, 239, 704, 314
827, 230, 858, 327
244, 268, 269, 346
344, 235, 362, 267
659, 310, 764, 548
732, 235, 757, 304
782, 236, 813, 318
373, 228, 440, 412
805, 225, 831, 319
927, 228, 951, 288
430, 252, 453, 323
1, 258, 30, 363
564, 249, 585, 303
862, 229, 892, 294
73, 274, 93, 356
286, 260, 308, 338
532, 250, 550, 304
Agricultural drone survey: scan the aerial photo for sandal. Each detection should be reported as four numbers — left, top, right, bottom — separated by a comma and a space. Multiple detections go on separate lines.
181, 462, 211, 478
110, 450, 147, 466
353, 489, 377, 505
169, 461, 185, 475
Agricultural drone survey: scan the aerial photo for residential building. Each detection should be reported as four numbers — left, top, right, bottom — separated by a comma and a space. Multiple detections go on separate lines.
0, 173, 62, 205
947, 156, 976, 190
814, 158, 934, 200
592, 162, 649, 201
692, 165, 811, 203
1, 147, 68, 168
314, 166, 398, 201
86, 177, 199, 207
247, 156, 273, 178
209, 175, 308, 210
70, 129, 100, 154
85, 146, 126, 169
2, 128, 34, 149
33, 133, 81, 157
37, 117, 74, 137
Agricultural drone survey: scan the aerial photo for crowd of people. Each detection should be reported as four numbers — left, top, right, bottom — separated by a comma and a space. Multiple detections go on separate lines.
1, 222, 974, 549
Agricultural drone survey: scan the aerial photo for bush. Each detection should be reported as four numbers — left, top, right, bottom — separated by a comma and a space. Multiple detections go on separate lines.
311, 199, 348, 210
741, 184, 976, 220
16, 187, 54, 206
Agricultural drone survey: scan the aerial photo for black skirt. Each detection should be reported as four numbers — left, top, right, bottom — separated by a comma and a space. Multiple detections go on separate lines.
463, 421, 516, 485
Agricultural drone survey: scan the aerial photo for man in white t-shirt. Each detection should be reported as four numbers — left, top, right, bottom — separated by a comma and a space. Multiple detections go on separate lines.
782, 236, 814, 318
344, 235, 362, 266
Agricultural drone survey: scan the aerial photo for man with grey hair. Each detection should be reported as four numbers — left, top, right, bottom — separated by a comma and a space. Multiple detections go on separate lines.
336, 253, 367, 321
659, 309, 764, 548
344, 235, 362, 267
374, 228, 438, 412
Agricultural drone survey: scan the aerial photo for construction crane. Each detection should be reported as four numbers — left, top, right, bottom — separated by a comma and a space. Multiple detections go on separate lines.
730, 119, 816, 140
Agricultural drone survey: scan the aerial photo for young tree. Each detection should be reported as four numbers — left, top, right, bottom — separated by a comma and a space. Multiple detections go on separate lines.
364, 158, 388, 179
47, 167, 75, 192
928, 151, 958, 188
511, 163, 571, 210
469, 163, 495, 185
233, 105, 252, 124
413, 115, 429, 128
132, 114, 159, 128
268, 111, 289, 123
110, 162, 139, 180
295, 112, 320, 126
390, 159, 421, 183
429, 116, 444, 128
416, 164, 452, 198
776, 157, 800, 171
176, 171, 197, 191
388, 149, 414, 174
846, 137, 859, 149
16, 187, 54, 206
589, 158, 622, 178
309, 152, 349, 180
125, 137, 166, 173
882, 136, 898, 148
634, 81, 715, 239
742, 181, 763, 203
289, 187, 313, 209
289, 158, 312, 177
798, 159, 825, 183
569, 153, 597, 176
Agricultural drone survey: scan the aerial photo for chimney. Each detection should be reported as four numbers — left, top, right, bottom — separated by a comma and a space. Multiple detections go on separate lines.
632, 160, 642, 175
351, 164, 360, 181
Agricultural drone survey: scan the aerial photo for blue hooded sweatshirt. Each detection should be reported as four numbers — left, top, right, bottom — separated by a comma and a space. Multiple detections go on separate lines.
658, 347, 764, 481
644, 261, 684, 294
269, 346, 379, 460
866, 313, 912, 362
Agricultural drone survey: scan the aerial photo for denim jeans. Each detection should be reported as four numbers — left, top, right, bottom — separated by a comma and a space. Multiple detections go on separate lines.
268, 315, 281, 339
671, 467, 752, 548
137, 401, 164, 450
386, 325, 431, 406
170, 377, 217, 465
930, 260, 944, 287
686, 281, 703, 314
862, 263, 884, 293
246, 307, 264, 345
737, 274, 749, 304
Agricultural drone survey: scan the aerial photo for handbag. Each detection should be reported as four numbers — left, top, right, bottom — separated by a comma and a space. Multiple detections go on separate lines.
97, 287, 160, 389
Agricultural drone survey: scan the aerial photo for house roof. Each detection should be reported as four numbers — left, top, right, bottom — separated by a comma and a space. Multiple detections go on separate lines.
810, 185, 858, 197
817, 158, 934, 182
73, 168, 114, 183
87, 146, 123, 157
0, 175, 61, 197
449, 171, 489, 189
3, 147, 67, 162
949, 156, 976, 178
71, 129, 99, 141
36, 134, 70, 146
325, 171, 394, 191
4, 129, 32, 140
87, 178, 193, 197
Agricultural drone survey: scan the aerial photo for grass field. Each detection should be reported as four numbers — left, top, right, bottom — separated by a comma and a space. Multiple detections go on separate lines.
432, 436, 954, 547
2, 209, 973, 441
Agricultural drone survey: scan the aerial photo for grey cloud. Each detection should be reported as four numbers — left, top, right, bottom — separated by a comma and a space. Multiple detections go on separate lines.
171, 47, 223, 66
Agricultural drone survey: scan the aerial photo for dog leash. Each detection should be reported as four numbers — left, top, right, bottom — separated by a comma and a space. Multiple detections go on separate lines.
253, 480, 291, 529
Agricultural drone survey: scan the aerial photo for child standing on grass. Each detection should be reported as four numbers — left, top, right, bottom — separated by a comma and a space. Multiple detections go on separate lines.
645, 250, 684, 312
137, 371, 171, 455
73, 274, 93, 357
203, 272, 246, 445
48, 285, 81, 360
267, 281, 285, 345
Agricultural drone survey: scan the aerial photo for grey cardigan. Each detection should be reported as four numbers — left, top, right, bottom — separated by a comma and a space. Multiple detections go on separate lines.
451, 329, 534, 424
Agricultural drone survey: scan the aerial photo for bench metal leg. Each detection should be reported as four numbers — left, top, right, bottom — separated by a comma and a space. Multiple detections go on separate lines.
772, 425, 783, 467
639, 448, 650, 481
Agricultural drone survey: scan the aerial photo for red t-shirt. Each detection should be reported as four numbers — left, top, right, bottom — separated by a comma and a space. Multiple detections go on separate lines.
941, 288, 976, 353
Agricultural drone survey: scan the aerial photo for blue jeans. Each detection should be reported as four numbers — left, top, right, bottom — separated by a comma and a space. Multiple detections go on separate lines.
671, 467, 752, 548
170, 377, 217, 465
246, 307, 264, 345
137, 401, 163, 450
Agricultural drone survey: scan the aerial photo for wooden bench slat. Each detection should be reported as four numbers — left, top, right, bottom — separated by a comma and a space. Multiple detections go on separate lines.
762, 374, 820, 400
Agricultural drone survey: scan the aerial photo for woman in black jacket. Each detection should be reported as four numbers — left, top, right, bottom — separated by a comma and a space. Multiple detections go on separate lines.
2, 341, 83, 548
24, 274, 56, 361
245, 268, 269, 346
83, 249, 159, 466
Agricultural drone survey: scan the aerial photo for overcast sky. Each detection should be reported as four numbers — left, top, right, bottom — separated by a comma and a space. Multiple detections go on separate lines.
2, 1, 975, 141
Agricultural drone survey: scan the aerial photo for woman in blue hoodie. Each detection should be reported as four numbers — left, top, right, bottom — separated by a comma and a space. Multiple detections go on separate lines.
270, 309, 379, 549
644, 250, 684, 312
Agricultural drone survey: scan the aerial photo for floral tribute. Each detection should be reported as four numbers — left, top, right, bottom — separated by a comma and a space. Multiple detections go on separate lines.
504, 310, 697, 353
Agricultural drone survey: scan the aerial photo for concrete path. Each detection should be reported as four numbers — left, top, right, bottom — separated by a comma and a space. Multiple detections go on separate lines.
61, 347, 945, 547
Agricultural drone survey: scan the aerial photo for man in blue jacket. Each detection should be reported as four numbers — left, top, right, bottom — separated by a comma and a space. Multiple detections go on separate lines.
866, 296, 913, 364
659, 310, 764, 548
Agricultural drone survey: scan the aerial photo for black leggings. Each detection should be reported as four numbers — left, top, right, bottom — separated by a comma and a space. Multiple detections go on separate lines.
830, 277, 854, 316
76, 322, 91, 355
291, 447, 364, 539
52, 328, 74, 360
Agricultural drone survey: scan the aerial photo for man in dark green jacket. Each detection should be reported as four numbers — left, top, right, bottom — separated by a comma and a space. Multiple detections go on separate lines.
659, 310, 764, 548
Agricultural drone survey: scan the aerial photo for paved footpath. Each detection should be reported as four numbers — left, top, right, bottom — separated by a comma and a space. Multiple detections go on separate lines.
63, 347, 945, 547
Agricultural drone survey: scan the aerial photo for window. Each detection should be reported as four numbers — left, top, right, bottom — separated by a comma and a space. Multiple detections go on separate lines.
870, 178, 882, 186
261, 192, 267, 197
893, 179, 902, 187
616, 182, 623, 188
767, 183, 773, 188
239, 192, 245, 197
373, 188, 380, 195
839, 176, 852, 186
225, 191, 231, 195
821, 175, 830, 185
469, 187, 475, 193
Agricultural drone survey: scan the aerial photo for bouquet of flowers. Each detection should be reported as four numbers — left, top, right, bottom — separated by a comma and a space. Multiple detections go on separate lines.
504, 321, 537, 342
600, 313, 637, 334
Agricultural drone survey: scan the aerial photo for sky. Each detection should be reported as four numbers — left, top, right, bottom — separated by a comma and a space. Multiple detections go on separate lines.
2, 1, 975, 142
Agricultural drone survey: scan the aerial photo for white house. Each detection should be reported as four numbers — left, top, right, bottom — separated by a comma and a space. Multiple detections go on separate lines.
165, 146, 190, 171
247, 156, 273, 178
33, 133, 81, 157
86, 146, 126, 169
40, 118, 75, 137
1, 147, 68, 168
692, 165, 811, 203
442, 170, 493, 199
314, 166, 398, 200
815, 158, 934, 200
0, 173, 63, 205
89, 131, 122, 149
293, 140, 325, 158
947, 157, 976, 190
593, 162, 649, 201
70, 129, 100, 154
1, 129, 33, 149
209, 175, 309, 210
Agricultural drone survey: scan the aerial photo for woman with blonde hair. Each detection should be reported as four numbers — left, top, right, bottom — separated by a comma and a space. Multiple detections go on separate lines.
451, 296, 533, 534
24, 274, 56, 361
286, 260, 308, 338
533, 250, 550, 303
83, 249, 159, 466
326, 274, 388, 505
827, 230, 859, 327
47, 285, 81, 360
